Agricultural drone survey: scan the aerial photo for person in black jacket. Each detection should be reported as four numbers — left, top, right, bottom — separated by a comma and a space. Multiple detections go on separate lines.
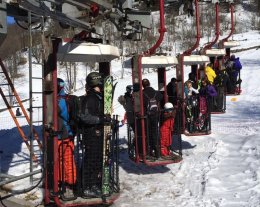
167, 78, 177, 105
118, 85, 135, 131
78, 72, 110, 197
142, 78, 163, 158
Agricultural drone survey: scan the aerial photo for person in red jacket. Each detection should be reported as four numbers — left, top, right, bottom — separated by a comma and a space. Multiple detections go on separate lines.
160, 102, 176, 157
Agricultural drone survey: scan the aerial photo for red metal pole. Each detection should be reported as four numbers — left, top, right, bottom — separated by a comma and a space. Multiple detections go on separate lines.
204, 2, 220, 50
183, 0, 200, 55
51, 39, 63, 207
220, 3, 234, 46
137, 55, 148, 162
143, 0, 166, 56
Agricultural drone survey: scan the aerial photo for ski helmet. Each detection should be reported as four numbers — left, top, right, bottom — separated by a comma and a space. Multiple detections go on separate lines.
86, 72, 103, 88
164, 102, 174, 111
57, 78, 65, 92
126, 85, 133, 93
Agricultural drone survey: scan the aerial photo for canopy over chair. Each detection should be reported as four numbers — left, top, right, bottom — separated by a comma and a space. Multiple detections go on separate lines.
57, 41, 120, 62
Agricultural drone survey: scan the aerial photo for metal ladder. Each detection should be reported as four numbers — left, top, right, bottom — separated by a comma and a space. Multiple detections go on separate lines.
0, 59, 43, 161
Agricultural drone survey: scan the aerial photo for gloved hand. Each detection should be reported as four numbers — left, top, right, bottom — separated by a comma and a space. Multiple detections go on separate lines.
99, 114, 112, 123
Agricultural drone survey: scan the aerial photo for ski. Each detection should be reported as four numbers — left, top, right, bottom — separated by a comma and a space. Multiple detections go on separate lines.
102, 75, 113, 196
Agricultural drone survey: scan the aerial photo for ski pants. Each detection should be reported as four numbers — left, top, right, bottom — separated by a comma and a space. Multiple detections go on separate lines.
160, 118, 174, 156
147, 113, 160, 157
81, 127, 103, 190
58, 138, 77, 185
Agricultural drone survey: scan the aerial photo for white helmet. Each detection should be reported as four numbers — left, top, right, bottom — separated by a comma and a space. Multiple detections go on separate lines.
164, 102, 174, 110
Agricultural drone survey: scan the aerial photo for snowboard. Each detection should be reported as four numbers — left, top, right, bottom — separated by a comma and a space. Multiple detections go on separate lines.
102, 75, 113, 196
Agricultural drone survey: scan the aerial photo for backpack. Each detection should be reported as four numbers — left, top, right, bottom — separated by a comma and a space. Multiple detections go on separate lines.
66, 95, 80, 135
214, 73, 225, 87
144, 92, 159, 115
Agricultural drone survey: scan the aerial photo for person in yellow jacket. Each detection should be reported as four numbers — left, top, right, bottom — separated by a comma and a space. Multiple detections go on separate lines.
205, 63, 216, 84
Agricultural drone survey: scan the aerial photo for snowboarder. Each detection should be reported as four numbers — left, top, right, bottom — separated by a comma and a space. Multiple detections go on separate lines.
78, 72, 111, 197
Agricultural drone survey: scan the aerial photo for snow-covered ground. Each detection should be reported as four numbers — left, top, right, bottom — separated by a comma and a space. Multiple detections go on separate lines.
0, 31, 260, 206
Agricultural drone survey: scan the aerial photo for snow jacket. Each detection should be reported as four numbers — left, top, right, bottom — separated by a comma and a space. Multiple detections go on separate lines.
58, 89, 73, 139
232, 58, 242, 78
160, 111, 174, 156
205, 65, 217, 84
124, 92, 134, 125
167, 81, 177, 105
143, 86, 163, 114
78, 88, 103, 126
199, 85, 217, 98
214, 70, 229, 88
184, 85, 199, 99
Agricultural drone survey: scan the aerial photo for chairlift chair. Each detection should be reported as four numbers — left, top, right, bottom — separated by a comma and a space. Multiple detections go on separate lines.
43, 37, 120, 207
181, 55, 212, 136
124, 54, 182, 166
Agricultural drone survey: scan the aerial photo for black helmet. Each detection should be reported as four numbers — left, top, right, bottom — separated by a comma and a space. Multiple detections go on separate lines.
57, 78, 65, 92
86, 72, 103, 87
126, 85, 133, 93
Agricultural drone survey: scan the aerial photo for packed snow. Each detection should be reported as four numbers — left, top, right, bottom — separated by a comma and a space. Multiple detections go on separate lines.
0, 31, 260, 206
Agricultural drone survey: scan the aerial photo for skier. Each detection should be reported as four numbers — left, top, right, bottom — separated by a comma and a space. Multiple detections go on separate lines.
160, 102, 176, 157
167, 78, 178, 106
78, 72, 111, 197
57, 78, 76, 191
142, 78, 163, 158
205, 63, 216, 85
117, 85, 135, 131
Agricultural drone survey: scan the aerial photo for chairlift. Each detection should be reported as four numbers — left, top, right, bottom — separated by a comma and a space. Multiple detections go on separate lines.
43, 37, 120, 206
175, 0, 212, 137
124, 54, 182, 166
218, 2, 242, 96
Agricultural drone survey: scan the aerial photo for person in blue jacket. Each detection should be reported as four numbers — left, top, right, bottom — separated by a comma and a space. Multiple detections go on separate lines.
57, 78, 76, 190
